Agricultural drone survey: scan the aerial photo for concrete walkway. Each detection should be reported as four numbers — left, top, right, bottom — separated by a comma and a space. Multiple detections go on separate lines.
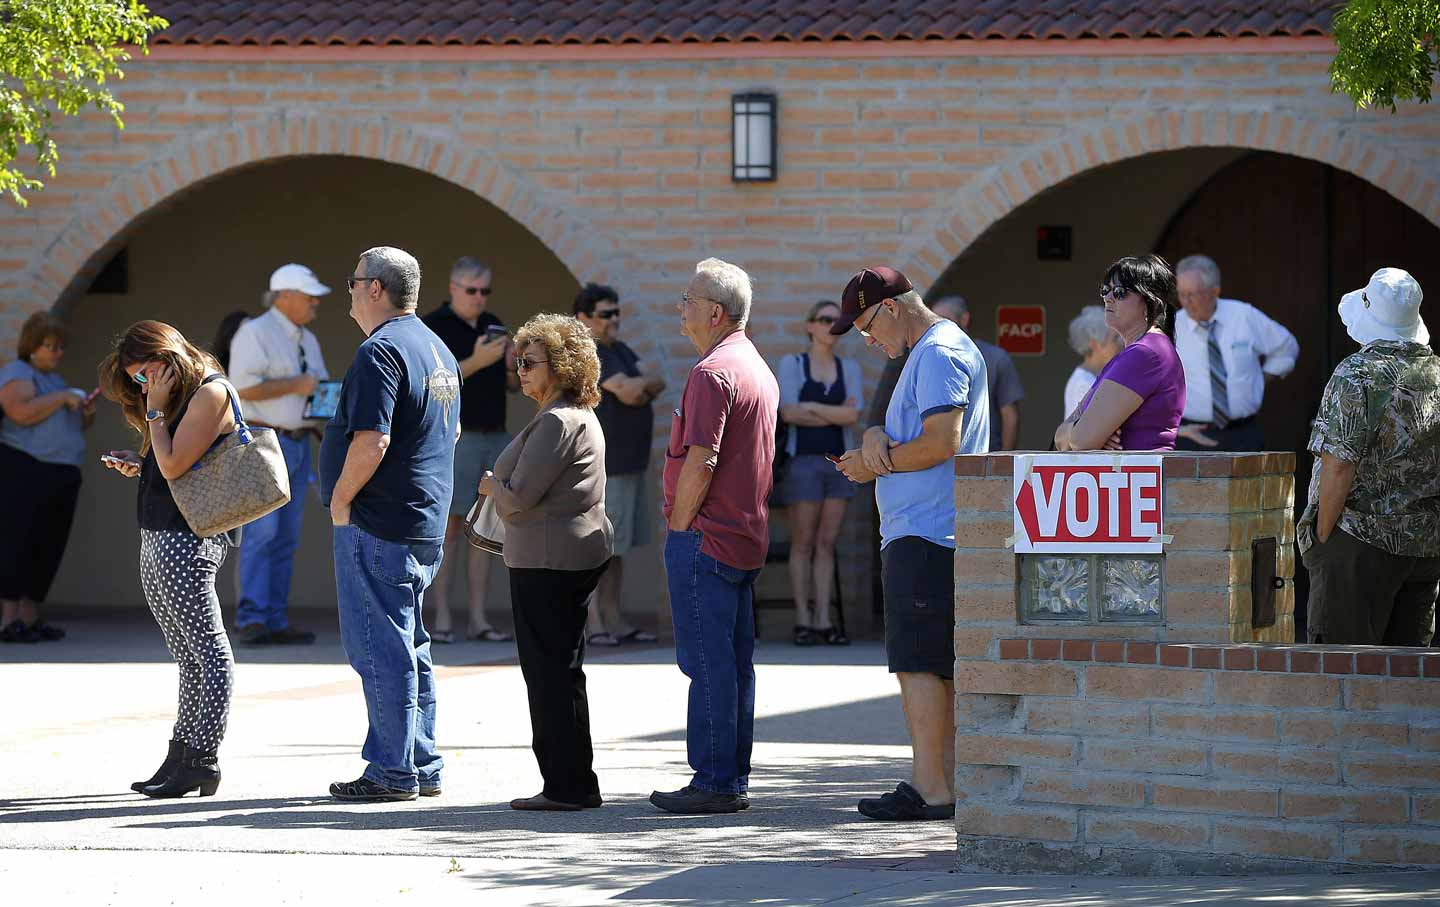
3, 610, 1437, 904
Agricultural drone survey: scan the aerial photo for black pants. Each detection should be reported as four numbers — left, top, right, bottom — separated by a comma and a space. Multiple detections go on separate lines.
1175, 419, 1265, 453
509, 561, 610, 804
1302, 528, 1438, 646
0, 444, 81, 603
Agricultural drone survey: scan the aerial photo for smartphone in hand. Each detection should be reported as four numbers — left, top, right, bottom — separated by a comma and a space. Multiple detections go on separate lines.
82, 387, 102, 407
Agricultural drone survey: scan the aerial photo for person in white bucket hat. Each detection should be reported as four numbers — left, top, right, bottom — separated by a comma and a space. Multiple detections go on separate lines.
1299, 267, 1440, 646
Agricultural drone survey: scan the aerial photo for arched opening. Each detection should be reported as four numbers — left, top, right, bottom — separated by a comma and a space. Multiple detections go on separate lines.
52, 155, 579, 612
930, 147, 1440, 636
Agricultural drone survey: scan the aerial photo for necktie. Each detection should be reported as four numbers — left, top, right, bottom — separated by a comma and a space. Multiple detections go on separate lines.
298, 338, 308, 375
1202, 319, 1229, 428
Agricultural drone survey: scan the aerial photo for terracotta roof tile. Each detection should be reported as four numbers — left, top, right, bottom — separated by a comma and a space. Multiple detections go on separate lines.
147, 1, 1334, 46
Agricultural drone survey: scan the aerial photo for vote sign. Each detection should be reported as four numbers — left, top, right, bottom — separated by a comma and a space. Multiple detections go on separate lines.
1013, 455, 1165, 554
996, 305, 1045, 356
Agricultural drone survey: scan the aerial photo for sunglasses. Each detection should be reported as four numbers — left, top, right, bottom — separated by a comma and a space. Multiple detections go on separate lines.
130, 369, 148, 386
454, 284, 493, 297
515, 356, 549, 372
810, 315, 837, 325
1099, 284, 1136, 303
346, 276, 385, 291
594, 309, 620, 320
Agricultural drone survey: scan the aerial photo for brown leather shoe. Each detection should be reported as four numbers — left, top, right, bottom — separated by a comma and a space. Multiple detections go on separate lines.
236, 624, 269, 646
510, 793, 583, 811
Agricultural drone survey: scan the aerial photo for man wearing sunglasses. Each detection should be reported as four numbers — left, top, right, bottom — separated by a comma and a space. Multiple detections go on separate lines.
574, 282, 664, 647
226, 262, 331, 646
419, 256, 517, 644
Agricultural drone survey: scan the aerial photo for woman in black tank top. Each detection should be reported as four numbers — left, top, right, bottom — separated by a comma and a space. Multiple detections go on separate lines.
776, 301, 862, 647
99, 321, 239, 799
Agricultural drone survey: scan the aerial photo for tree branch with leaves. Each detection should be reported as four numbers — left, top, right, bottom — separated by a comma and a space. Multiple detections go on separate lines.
1330, 0, 1440, 111
1, 0, 167, 206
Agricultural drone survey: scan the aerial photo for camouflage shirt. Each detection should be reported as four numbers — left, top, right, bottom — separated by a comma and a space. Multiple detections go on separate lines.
1298, 340, 1440, 557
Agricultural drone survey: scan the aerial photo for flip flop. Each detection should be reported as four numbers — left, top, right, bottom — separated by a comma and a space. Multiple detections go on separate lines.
616, 628, 658, 643
857, 782, 954, 821
430, 630, 455, 644
588, 632, 621, 647
470, 628, 513, 642
793, 625, 817, 647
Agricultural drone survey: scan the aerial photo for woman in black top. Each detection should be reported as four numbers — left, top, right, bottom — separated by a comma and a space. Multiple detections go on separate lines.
99, 321, 238, 798
777, 301, 863, 646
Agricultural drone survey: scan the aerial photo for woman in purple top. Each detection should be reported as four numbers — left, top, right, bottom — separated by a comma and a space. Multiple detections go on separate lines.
1055, 254, 1186, 451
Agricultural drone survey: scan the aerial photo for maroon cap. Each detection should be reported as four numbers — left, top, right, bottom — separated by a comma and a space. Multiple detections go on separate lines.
830, 266, 914, 335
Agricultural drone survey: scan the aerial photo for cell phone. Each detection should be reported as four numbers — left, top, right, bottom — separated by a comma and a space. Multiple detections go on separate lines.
83, 387, 102, 407
825, 453, 843, 464
485, 325, 509, 337
101, 454, 128, 467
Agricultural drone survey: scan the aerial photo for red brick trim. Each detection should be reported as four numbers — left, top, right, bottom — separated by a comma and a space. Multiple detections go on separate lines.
956, 452, 1295, 477
998, 638, 1440, 678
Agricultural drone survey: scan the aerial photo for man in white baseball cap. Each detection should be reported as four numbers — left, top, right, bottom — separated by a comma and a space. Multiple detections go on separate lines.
226, 263, 332, 645
1299, 267, 1440, 646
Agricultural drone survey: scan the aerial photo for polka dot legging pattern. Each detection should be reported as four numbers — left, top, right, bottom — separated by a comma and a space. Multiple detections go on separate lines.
139, 529, 234, 753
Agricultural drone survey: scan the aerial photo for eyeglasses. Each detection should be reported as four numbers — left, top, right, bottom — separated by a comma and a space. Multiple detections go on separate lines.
515, 356, 550, 373
1099, 284, 1136, 303
594, 309, 620, 320
452, 283, 492, 297
856, 305, 881, 337
681, 292, 718, 307
810, 315, 837, 326
346, 276, 385, 291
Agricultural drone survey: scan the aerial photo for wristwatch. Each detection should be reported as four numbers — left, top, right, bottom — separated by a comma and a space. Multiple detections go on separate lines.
145, 409, 165, 423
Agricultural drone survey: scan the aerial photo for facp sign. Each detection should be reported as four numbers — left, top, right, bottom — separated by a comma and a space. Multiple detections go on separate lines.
996, 305, 1045, 356
1013, 455, 1164, 554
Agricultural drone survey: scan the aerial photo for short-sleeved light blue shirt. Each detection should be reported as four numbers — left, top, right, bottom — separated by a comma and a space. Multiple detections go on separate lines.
876, 320, 990, 549
0, 360, 85, 467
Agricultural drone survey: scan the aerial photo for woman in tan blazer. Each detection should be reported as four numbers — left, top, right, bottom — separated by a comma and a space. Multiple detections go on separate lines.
479, 314, 613, 811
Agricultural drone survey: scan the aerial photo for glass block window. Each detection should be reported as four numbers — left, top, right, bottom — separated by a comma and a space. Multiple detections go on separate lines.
1021, 555, 1163, 624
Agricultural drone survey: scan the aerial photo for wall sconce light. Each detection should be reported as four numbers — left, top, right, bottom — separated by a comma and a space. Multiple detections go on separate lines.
731, 93, 777, 183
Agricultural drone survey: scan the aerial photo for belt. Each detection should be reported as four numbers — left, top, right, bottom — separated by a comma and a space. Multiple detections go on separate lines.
1182, 415, 1256, 430
248, 422, 318, 441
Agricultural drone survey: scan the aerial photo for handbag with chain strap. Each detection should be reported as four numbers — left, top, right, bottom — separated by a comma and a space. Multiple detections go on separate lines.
168, 377, 291, 538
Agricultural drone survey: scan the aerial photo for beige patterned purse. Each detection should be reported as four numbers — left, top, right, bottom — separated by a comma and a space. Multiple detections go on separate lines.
168, 377, 291, 538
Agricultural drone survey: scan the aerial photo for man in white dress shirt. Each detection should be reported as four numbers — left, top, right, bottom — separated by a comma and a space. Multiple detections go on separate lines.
227, 263, 331, 645
1173, 254, 1299, 452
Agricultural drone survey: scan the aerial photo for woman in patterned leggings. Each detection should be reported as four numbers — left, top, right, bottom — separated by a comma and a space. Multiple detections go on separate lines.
100, 321, 239, 798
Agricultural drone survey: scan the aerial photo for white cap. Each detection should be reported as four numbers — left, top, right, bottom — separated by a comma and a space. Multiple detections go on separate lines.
1339, 267, 1428, 347
269, 263, 330, 297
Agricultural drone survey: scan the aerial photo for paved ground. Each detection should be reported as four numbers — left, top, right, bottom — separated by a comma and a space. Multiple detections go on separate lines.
3, 610, 1438, 905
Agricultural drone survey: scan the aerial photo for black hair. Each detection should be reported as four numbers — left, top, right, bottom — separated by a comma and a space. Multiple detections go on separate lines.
212, 309, 252, 374
1103, 254, 1176, 329
572, 282, 619, 317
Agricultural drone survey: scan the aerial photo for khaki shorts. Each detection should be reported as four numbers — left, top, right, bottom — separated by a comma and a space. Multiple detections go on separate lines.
606, 471, 652, 557
451, 430, 512, 517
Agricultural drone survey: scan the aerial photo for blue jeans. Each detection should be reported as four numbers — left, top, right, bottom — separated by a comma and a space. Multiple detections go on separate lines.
333, 523, 444, 791
663, 529, 760, 795
236, 435, 312, 631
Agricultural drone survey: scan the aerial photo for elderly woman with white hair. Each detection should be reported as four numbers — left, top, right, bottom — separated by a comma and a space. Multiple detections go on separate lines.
1063, 305, 1123, 421
1300, 267, 1440, 647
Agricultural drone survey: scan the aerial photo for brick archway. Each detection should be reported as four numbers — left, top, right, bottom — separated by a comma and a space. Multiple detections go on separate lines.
896, 108, 1440, 290
26, 112, 615, 315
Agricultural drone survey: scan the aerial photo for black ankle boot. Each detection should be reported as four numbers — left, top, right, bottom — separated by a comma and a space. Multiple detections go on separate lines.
142, 746, 220, 798
132, 739, 185, 793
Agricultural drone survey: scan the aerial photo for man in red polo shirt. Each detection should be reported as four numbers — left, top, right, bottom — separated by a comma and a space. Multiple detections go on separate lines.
650, 258, 779, 816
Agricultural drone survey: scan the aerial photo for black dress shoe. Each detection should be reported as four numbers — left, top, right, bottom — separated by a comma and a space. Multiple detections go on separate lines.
29, 621, 65, 641
268, 627, 316, 645
329, 777, 417, 802
132, 739, 184, 792
142, 747, 220, 799
0, 620, 39, 643
649, 785, 744, 815
236, 624, 269, 645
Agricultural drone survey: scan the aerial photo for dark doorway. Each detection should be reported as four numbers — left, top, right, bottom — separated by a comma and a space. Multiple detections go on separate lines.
1155, 152, 1440, 635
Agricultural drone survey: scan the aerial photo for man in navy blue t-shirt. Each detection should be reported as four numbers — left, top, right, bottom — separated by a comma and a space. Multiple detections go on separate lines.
320, 246, 460, 802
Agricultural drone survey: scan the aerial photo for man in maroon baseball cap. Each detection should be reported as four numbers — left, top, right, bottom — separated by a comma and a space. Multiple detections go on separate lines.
829, 264, 992, 822
828, 266, 914, 338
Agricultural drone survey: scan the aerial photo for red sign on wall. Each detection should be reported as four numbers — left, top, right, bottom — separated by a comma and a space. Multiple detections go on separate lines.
1012, 455, 1165, 553
996, 305, 1046, 356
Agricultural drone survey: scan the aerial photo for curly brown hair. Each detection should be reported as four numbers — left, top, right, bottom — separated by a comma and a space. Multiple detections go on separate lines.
513, 313, 601, 409
98, 320, 221, 453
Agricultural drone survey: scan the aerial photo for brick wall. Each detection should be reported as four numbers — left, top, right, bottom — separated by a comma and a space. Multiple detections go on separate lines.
953, 451, 1440, 873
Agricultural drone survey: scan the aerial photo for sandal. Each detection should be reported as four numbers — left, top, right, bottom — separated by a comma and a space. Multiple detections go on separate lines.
29, 622, 65, 642
430, 630, 455, 644
0, 619, 39, 643
793, 625, 817, 647
616, 628, 658, 644
469, 628, 513, 642
820, 627, 850, 646
587, 632, 621, 647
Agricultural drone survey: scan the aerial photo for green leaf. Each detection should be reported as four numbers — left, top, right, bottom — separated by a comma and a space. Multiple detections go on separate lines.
1329, 0, 1440, 112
